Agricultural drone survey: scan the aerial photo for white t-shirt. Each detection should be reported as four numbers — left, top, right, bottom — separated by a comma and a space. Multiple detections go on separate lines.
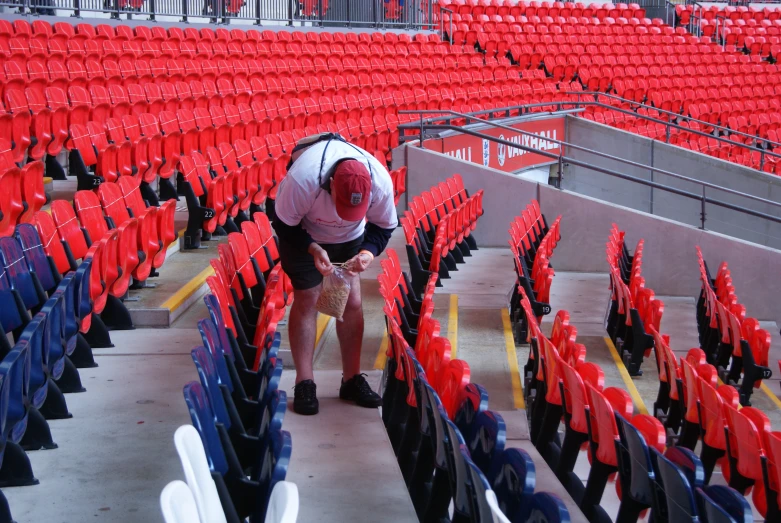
274, 139, 398, 245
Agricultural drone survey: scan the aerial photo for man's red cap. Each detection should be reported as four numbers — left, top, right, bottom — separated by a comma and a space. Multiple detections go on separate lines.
332, 160, 371, 222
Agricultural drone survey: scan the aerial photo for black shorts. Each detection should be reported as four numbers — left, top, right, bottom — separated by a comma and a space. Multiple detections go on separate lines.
278, 236, 363, 291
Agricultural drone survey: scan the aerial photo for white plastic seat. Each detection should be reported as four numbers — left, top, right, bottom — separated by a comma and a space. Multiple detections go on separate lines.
486, 490, 511, 523
264, 481, 300, 523
174, 424, 228, 523
161, 480, 202, 523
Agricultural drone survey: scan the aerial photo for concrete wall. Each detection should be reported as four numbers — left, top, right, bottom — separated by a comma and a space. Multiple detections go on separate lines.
403, 145, 781, 324
564, 116, 781, 250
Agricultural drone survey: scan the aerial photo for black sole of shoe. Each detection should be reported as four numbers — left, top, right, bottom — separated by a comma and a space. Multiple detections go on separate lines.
293, 405, 319, 415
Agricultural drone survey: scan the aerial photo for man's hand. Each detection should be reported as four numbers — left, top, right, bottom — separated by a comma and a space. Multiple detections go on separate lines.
308, 244, 334, 276
345, 250, 374, 274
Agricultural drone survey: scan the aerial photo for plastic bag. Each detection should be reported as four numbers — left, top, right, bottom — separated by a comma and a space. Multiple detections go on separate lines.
316, 267, 351, 321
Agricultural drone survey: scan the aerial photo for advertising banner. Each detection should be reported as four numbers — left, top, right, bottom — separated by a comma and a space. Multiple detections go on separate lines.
423, 117, 565, 172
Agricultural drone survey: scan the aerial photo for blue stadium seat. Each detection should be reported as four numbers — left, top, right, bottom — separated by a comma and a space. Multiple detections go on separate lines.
696, 485, 753, 523
490, 447, 536, 522
441, 414, 473, 522
15, 224, 59, 296
453, 382, 489, 447
255, 427, 292, 523
663, 445, 705, 490
653, 449, 701, 522
422, 385, 454, 521
203, 294, 251, 373
55, 273, 96, 369
0, 345, 39, 487
0, 236, 47, 313
0, 287, 28, 358
38, 293, 85, 395
466, 409, 506, 477
408, 360, 436, 518
615, 414, 657, 521
191, 344, 285, 476
465, 452, 494, 522
526, 492, 571, 523
182, 381, 245, 521
395, 347, 424, 484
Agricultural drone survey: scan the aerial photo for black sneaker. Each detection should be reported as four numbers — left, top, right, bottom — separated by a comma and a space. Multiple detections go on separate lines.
339, 373, 382, 408
293, 380, 319, 415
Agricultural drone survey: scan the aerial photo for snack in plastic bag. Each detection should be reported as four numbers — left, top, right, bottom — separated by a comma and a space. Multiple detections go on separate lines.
316, 266, 351, 321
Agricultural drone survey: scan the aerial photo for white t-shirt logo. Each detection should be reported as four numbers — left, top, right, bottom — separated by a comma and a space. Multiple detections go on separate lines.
351, 193, 362, 205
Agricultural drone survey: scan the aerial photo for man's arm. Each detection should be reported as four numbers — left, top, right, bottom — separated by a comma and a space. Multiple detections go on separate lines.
359, 221, 396, 257
361, 184, 399, 257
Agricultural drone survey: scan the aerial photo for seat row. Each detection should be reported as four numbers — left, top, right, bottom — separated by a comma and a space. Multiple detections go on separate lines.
439, 0, 646, 21
512, 216, 760, 522
168, 207, 298, 522
399, 174, 483, 298
508, 200, 560, 340
377, 246, 572, 522
0, 223, 106, 522
695, 247, 772, 407
0, 19, 436, 52
677, 4, 781, 26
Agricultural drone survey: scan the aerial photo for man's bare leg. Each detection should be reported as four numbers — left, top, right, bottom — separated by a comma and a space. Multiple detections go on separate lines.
288, 286, 321, 384
335, 273, 363, 379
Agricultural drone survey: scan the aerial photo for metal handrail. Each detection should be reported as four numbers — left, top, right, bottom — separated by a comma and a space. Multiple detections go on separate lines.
565, 91, 781, 151
398, 108, 781, 227
398, 95, 781, 172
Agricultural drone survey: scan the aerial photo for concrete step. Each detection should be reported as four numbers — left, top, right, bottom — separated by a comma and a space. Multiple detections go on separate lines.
123, 233, 225, 327
279, 370, 418, 523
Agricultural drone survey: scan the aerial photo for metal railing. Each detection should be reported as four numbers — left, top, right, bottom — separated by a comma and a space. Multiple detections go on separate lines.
565, 92, 781, 171
399, 108, 781, 231
399, 94, 781, 173
0, 0, 439, 28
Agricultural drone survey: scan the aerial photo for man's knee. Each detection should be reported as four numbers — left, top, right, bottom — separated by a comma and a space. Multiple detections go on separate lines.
292, 287, 320, 310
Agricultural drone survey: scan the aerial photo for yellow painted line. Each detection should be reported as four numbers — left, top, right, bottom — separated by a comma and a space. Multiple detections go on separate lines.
161, 265, 215, 312
314, 313, 330, 346
760, 382, 781, 411
604, 337, 649, 415
447, 294, 458, 359
501, 308, 525, 409
374, 329, 389, 370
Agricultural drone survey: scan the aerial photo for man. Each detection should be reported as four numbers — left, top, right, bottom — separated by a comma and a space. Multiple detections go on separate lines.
271, 133, 397, 415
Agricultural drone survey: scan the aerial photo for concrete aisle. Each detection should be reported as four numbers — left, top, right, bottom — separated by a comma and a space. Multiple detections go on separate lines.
4, 314, 202, 522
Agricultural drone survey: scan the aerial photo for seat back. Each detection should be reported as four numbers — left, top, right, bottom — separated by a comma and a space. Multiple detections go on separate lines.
0, 344, 29, 443
654, 449, 700, 522
15, 224, 58, 294
697, 485, 753, 523
525, 492, 571, 523
173, 424, 228, 523
30, 211, 67, 272
466, 409, 506, 477
0, 236, 41, 311
264, 481, 299, 523
182, 381, 230, 476
197, 318, 233, 392
489, 447, 536, 522
160, 480, 201, 523
15, 316, 48, 411
191, 346, 231, 429
256, 428, 292, 522
616, 414, 656, 509
485, 490, 512, 523
453, 382, 489, 439
51, 200, 89, 260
